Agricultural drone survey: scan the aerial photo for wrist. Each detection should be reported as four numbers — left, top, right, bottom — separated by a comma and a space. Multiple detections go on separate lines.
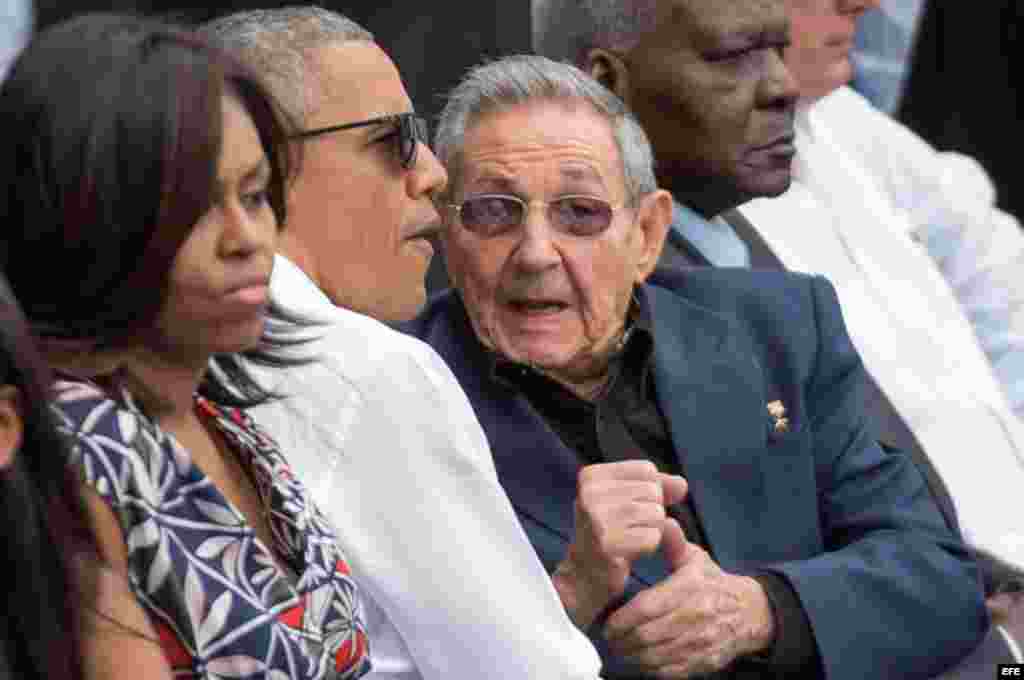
552, 559, 606, 630
738, 575, 776, 656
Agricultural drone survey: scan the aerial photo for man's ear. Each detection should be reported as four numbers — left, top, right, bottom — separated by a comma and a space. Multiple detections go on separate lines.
585, 48, 632, 103
633, 189, 673, 282
0, 385, 23, 471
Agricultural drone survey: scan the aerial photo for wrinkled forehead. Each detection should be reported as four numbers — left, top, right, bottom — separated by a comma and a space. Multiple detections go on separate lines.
456, 100, 628, 197
658, 0, 789, 45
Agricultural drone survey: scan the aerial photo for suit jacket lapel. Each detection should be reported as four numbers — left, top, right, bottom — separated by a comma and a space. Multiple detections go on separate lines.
720, 208, 784, 270
429, 297, 580, 546
642, 284, 775, 569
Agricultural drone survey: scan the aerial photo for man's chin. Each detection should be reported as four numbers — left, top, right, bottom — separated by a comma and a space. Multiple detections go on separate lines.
740, 172, 794, 202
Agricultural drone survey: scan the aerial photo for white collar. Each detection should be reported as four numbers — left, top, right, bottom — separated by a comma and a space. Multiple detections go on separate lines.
269, 254, 337, 323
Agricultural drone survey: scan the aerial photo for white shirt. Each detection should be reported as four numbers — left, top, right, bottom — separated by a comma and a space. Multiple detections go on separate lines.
250, 255, 602, 680
741, 87, 1024, 569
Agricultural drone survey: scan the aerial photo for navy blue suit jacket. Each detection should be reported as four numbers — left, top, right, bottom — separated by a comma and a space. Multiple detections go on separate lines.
401, 267, 986, 679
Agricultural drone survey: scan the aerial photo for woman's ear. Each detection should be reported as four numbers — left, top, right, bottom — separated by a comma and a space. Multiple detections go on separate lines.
585, 48, 633, 104
0, 385, 23, 470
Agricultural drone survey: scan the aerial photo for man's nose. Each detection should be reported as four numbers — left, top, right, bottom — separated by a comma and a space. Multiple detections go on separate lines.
511, 209, 562, 273
407, 141, 448, 200
219, 202, 276, 261
758, 48, 801, 106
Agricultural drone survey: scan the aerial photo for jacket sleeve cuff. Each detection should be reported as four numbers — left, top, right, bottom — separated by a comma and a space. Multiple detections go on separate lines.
738, 572, 822, 675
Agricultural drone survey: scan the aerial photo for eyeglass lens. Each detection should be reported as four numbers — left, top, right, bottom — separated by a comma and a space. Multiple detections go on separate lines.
458, 196, 614, 237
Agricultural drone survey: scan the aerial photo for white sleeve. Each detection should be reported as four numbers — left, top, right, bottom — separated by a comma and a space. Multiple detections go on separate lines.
834, 88, 1024, 418
254, 328, 602, 680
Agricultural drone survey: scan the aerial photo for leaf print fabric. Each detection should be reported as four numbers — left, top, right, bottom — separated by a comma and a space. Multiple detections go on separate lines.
54, 379, 372, 679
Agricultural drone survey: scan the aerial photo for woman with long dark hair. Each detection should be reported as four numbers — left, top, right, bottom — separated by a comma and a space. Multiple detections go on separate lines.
0, 14, 371, 678
1, 274, 110, 679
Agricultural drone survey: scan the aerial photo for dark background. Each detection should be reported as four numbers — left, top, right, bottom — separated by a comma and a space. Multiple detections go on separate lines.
897, 0, 1022, 221
32, 1, 532, 124
32, 1, 1020, 222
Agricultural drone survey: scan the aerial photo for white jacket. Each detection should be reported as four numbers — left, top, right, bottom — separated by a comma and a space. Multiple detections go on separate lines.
250, 255, 601, 680
741, 86, 1024, 569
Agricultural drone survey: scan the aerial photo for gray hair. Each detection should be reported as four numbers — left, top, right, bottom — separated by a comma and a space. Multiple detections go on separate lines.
531, 0, 659, 66
199, 6, 373, 122
435, 55, 657, 202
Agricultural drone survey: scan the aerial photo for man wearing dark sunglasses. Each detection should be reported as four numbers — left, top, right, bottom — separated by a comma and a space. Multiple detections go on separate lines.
201, 8, 603, 680
206, 8, 444, 323
293, 112, 431, 175
402, 55, 984, 680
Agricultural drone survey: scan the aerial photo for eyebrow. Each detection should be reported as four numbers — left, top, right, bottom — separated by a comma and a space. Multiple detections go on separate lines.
466, 175, 522, 194
559, 165, 604, 186
467, 166, 607, 194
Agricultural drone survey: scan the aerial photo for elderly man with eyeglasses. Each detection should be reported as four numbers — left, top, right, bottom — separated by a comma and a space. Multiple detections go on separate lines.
401, 55, 985, 680
199, 8, 602, 680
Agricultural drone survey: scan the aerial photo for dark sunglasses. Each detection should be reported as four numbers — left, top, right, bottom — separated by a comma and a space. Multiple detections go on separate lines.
447, 194, 623, 238
293, 112, 429, 169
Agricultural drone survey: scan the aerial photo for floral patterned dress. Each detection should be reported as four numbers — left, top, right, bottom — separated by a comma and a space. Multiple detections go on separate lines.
53, 379, 372, 679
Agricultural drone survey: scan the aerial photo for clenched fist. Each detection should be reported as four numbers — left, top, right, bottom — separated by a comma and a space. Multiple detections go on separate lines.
552, 460, 688, 629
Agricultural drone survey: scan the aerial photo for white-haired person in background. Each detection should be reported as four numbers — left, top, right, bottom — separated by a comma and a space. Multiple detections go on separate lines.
738, 0, 1024, 577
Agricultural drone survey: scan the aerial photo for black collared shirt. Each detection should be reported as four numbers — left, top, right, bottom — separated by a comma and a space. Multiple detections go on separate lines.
489, 306, 819, 678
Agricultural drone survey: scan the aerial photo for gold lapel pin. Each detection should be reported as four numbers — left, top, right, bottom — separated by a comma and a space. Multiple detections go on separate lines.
767, 400, 789, 434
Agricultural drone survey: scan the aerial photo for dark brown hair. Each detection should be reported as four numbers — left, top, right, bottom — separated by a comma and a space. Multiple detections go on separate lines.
0, 13, 311, 408
0, 273, 92, 680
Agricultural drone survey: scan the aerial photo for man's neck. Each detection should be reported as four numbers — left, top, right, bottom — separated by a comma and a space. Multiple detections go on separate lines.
528, 320, 634, 403
662, 179, 740, 220
539, 365, 612, 402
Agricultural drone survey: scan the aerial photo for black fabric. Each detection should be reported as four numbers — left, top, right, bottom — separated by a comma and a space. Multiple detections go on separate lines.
748, 573, 821, 675
489, 313, 708, 549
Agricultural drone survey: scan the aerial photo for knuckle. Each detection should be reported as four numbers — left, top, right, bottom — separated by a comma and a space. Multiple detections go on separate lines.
632, 499, 665, 523
634, 527, 661, 554
637, 460, 659, 477
707, 649, 728, 672
641, 480, 663, 502
592, 523, 619, 555
633, 596, 661, 622
578, 464, 601, 488
634, 624, 660, 647
577, 484, 599, 509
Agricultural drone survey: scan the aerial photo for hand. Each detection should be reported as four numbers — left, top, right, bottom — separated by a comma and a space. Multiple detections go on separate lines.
552, 461, 688, 629
988, 589, 1024, 645
604, 518, 775, 678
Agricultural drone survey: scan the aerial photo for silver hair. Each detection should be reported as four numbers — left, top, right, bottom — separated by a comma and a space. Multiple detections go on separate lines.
531, 0, 659, 66
199, 6, 373, 122
435, 55, 657, 202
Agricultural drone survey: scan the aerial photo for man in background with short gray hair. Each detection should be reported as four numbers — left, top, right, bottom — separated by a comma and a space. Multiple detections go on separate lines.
201, 8, 602, 679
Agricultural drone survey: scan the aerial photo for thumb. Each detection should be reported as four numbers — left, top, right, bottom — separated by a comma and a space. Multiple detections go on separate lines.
660, 517, 691, 569
660, 473, 688, 507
